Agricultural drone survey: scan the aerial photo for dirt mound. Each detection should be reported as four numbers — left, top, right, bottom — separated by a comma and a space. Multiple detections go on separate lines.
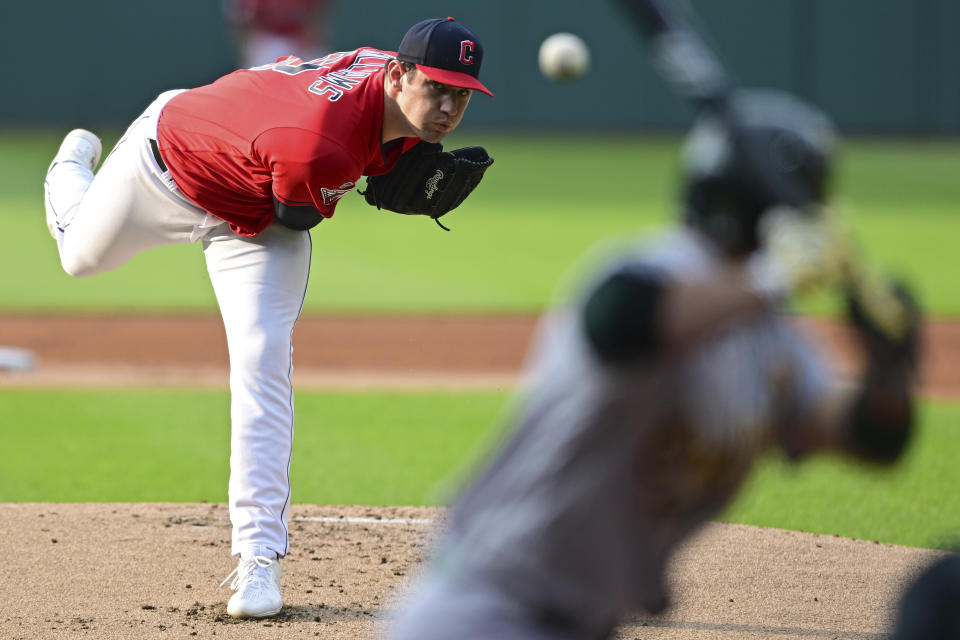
0, 503, 942, 640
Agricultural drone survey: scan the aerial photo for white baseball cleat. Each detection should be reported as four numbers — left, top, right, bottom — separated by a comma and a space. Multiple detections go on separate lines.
48, 129, 102, 174
221, 555, 283, 618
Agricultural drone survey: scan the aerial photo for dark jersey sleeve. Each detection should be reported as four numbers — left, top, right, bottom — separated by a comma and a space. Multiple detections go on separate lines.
582, 266, 667, 364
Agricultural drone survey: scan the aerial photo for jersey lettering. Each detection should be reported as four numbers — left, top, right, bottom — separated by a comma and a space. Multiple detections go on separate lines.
255, 50, 390, 102
308, 50, 393, 102
253, 51, 348, 74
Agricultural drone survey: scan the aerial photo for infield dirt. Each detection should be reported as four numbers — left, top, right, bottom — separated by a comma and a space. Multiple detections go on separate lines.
1, 313, 956, 639
1, 314, 958, 397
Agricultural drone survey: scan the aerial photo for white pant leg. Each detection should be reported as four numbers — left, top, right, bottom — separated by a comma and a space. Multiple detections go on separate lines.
45, 89, 310, 560
202, 223, 312, 559
45, 88, 309, 559
46, 90, 215, 277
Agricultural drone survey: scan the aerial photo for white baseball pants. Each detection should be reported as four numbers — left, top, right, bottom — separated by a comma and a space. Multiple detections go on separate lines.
44, 90, 311, 560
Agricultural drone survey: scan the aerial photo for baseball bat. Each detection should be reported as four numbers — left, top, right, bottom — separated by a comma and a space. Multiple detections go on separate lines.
613, 0, 809, 208
614, 0, 730, 107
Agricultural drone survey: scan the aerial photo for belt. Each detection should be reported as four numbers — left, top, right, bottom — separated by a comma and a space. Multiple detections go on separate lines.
149, 138, 168, 172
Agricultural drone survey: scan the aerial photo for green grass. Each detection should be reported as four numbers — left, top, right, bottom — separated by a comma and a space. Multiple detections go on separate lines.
4, 131, 960, 314
722, 402, 960, 550
0, 389, 508, 506
2, 388, 958, 549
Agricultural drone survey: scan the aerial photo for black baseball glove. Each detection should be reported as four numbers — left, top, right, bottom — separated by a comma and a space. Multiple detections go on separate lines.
846, 275, 921, 370
844, 275, 922, 463
361, 141, 493, 230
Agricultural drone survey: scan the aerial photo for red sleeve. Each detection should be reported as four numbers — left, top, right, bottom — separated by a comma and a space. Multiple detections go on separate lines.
362, 137, 422, 176
257, 127, 362, 217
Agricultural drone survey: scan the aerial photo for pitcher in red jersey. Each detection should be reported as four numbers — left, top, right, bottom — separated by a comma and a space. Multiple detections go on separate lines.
42, 17, 492, 619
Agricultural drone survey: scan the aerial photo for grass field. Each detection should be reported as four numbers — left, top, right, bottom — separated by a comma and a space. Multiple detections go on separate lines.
3, 131, 960, 314
0, 389, 509, 506
3, 389, 959, 550
2, 131, 958, 551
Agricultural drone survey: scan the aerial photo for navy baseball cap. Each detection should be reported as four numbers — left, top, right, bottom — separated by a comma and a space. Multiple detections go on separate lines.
397, 17, 493, 96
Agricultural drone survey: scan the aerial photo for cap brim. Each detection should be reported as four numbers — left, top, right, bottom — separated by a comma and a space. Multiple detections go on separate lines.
416, 64, 494, 97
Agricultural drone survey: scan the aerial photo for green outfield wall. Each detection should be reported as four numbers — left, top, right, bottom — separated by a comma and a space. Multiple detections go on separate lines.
3, 0, 958, 133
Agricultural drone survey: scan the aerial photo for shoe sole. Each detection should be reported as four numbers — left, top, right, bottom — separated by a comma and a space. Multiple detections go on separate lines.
226, 603, 282, 619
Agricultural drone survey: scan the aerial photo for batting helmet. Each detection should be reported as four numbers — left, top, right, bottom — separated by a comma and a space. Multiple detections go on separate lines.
681, 89, 836, 255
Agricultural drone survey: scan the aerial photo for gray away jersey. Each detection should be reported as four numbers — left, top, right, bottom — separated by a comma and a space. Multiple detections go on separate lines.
390, 228, 834, 639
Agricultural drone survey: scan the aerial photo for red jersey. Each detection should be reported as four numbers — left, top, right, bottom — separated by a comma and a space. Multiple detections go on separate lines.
157, 48, 419, 236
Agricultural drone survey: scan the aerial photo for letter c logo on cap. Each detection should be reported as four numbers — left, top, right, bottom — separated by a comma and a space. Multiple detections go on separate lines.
459, 40, 475, 65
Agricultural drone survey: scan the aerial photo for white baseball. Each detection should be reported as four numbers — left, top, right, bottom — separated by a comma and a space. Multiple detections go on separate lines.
538, 32, 590, 82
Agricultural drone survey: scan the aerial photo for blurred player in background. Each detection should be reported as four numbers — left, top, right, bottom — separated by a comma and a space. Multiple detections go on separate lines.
224, 0, 336, 68
388, 89, 922, 639
43, 16, 492, 620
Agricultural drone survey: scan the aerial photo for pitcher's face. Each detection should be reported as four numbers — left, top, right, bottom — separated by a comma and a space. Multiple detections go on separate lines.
395, 68, 473, 143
